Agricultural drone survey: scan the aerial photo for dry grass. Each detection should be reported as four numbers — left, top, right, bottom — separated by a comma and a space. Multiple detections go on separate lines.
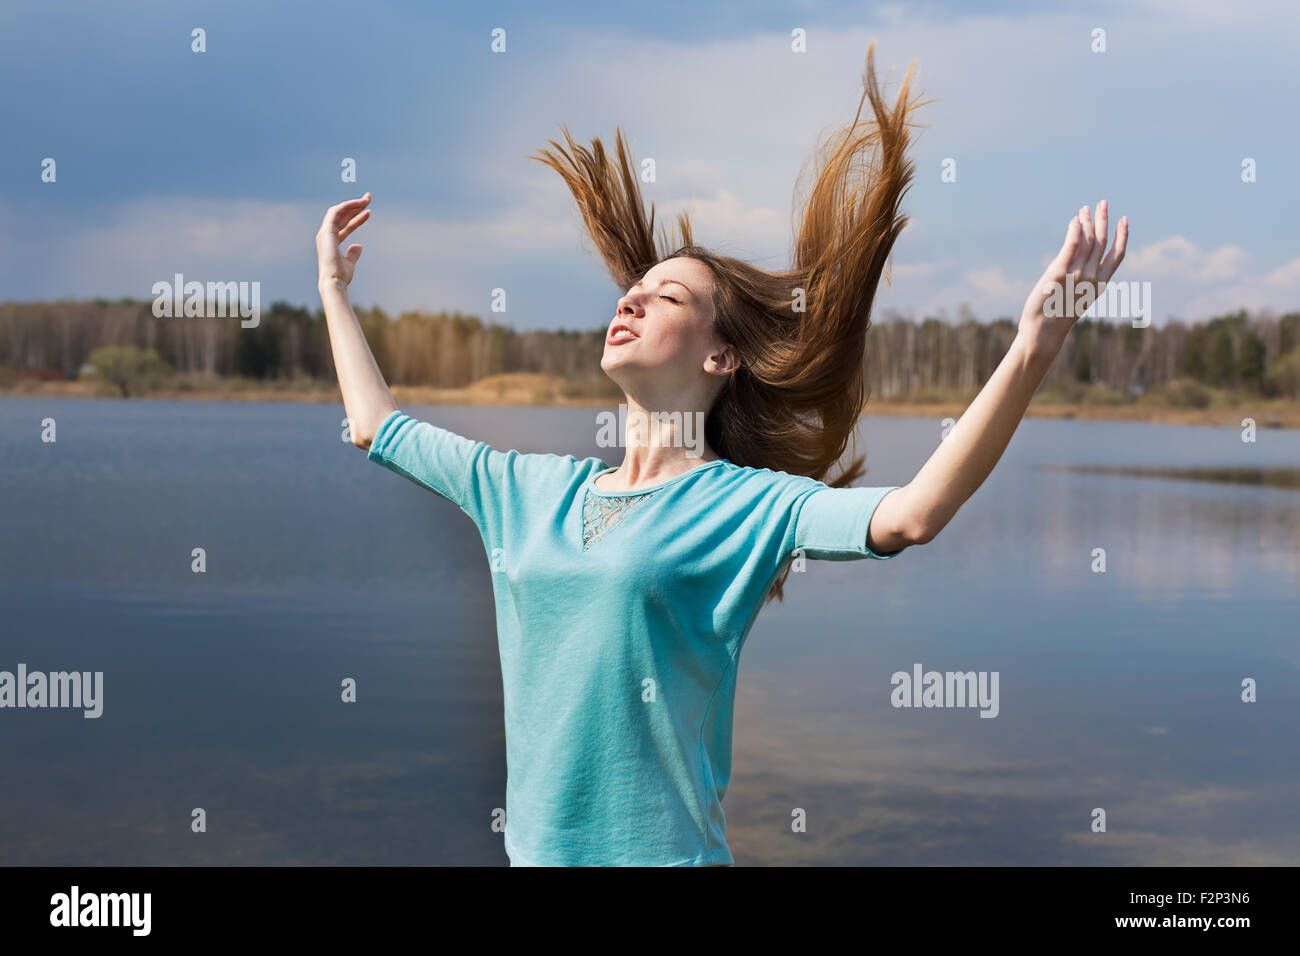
3, 372, 1298, 427
866, 399, 1300, 428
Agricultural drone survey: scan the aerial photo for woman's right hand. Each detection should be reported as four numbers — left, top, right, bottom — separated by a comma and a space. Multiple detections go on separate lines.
316, 192, 372, 287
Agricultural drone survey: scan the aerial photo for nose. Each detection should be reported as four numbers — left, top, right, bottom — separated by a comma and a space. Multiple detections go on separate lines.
617, 290, 645, 316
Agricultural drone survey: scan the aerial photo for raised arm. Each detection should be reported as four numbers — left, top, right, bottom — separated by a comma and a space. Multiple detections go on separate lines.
316, 192, 398, 450
866, 200, 1129, 553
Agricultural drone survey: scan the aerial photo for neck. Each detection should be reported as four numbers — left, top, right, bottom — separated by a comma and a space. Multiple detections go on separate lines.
602, 395, 717, 488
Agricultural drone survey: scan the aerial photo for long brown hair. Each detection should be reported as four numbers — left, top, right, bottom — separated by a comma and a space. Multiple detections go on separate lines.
532, 43, 925, 601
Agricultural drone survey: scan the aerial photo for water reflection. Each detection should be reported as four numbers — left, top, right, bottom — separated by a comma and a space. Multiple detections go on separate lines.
0, 400, 1296, 865
726, 677, 1300, 865
1041, 464, 1300, 490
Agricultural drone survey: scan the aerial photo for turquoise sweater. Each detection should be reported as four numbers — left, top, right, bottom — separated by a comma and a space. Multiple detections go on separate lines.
368, 410, 901, 866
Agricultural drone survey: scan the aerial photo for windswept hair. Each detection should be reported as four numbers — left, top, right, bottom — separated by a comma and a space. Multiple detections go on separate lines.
531, 42, 925, 601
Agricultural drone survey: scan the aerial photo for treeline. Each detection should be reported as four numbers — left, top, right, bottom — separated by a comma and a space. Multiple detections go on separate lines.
0, 299, 608, 391
1, 299, 1298, 400
866, 309, 1300, 400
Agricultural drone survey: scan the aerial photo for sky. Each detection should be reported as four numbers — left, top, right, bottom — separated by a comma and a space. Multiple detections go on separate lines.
1, 0, 1296, 331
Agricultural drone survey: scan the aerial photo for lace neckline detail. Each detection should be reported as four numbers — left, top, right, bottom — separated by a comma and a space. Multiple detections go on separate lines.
581, 459, 726, 550
582, 488, 658, 550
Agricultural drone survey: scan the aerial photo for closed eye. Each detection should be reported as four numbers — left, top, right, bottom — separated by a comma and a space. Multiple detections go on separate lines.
659, 295, 678, 304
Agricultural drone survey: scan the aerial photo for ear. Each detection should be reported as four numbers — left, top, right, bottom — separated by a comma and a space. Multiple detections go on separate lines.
704, 342, 740, 376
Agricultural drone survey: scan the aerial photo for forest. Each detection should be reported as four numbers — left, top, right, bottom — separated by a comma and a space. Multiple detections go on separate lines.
1, 299, 1297, 406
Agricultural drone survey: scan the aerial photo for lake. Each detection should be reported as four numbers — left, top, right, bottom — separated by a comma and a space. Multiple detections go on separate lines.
1, 398, 1296, 865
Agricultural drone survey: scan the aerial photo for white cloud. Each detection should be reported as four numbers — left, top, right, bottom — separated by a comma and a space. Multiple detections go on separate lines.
1262, 256, 1300, 287
0, 192, 584, 314
888, 261, 939, 280
6, 1, 1299, 329
1129, 0, 1298, 25
678, 189, 789, 261
1125, 236, 1249, 283
965, 266, 1026, 301
466, 12, 1300, 326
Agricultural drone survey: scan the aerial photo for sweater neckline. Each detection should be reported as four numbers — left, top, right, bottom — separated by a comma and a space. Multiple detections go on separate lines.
586, 458, 727, 497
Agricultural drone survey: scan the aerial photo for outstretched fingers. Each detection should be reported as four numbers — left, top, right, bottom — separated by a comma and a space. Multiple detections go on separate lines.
1099, 215, 1129, 282
338, 208, 371, 243
321, 193, 372, 238
1073, 204, 1097, 276
1047, 216, 1083, 280
1089, 201, 1109, 275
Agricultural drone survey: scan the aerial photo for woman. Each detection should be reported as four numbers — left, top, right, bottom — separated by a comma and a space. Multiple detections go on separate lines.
314, 44, 1127, 866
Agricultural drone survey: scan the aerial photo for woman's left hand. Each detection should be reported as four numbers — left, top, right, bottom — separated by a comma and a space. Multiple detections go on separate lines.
1018, 200, 1128, 360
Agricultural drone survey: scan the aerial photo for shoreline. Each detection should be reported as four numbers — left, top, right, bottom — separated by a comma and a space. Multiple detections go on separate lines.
3, 377, 1297, 428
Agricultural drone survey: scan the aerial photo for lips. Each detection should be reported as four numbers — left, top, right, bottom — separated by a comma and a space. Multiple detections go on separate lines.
607, 323, 639, 345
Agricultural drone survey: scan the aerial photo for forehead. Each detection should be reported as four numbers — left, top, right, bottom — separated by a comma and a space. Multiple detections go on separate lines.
643, 256, 713, 292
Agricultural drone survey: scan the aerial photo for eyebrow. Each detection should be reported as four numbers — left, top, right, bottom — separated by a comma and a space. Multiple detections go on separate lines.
632, 278, 693, 296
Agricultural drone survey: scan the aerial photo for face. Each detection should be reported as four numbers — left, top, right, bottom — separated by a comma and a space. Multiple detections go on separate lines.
602, 257, 737, 398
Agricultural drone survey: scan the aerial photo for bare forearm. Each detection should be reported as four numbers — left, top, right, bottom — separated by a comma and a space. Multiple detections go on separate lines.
870, 201, 1128, 551
904, 332, 1052, 540
318, 278, 397, 448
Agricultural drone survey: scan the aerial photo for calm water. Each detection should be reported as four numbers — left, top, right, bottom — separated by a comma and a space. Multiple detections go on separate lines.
1, 398, 1297, 865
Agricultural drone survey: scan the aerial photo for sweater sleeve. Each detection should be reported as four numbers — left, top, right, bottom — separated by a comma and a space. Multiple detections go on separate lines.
365, 410, 510, 528
792, 485, 904, 560
365, 409, 593, 543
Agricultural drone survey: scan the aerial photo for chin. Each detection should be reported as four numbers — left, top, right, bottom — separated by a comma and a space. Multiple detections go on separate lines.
600, 354, 637, 390
600, 350, 627, 373
599, 357, 623, 384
